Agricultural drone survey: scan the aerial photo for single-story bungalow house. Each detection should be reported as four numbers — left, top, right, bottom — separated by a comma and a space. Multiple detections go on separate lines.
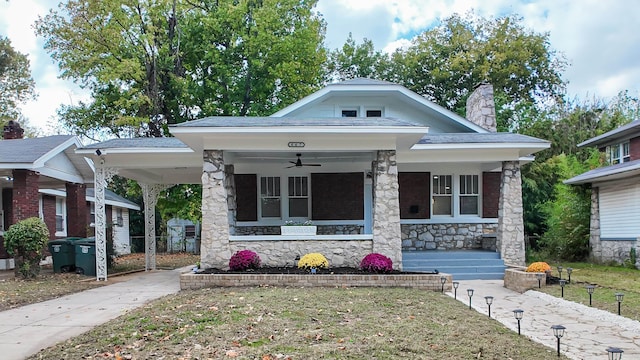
565, 120, 640, 268
77, 79, 550, 280
0, 121, 140, 270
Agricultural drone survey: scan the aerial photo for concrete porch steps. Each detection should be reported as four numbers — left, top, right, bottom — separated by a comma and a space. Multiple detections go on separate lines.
402, 250, 506, 280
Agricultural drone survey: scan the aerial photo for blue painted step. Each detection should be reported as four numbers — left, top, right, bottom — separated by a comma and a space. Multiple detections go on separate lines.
401, 250, 506, 280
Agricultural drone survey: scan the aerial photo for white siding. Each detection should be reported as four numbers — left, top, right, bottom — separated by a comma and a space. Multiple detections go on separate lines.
599, 182, 640, 239
112, 208, 131, 254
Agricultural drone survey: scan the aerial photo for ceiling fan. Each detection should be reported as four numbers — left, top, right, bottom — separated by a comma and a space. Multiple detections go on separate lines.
287, 153, 321, 168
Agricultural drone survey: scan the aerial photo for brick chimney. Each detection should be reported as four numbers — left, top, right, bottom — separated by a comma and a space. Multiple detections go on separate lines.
466, 83, 497, 132
3, 120, 24, 139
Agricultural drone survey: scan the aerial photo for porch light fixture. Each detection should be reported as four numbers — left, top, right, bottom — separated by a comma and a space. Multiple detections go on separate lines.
559, 279, 566, 298
452, 281, 459, 300
557, 265, 563, 280
536, 272, 545, 288
467, 289, 474, 309
586, 285, 595, 306
606, 346, 624, 360
615, 293, 624, 316
551, 325, 566, 357
440, 276, 447, 293
484, 296, 493, 318
513, 309, 524, 335
566, 267, 573, 283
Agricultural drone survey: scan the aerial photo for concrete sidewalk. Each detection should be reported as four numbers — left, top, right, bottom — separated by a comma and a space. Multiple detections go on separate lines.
0, 268, 187, 359
450, 280, 640, 360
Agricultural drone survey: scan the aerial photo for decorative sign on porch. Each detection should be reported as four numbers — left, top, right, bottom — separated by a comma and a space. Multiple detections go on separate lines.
287, 141, 305, 148
280, 225, 317, 236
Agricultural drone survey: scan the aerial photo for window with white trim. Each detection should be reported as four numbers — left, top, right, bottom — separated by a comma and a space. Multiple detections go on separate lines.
341, 109, 358, 117
366, 109, 382, 117
459, 175, 479, 215
432, 175, 452, 215
608, 142, 630, 164
260, 176, 281, 218
288, 176, 309, 217
90, 203, 96, 225
55, 197, 66, 233
115, 208, 124, 227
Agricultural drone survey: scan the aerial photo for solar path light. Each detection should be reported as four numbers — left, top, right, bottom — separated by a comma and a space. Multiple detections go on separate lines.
586, 285, 595, 306
606, 346, 624, 360
513, 309, 524, 335
551, 325, 566, 357
615, 293, 624, 316
484, 296, 494, 318
467, 289, 474, 309
452, 281, 459, 300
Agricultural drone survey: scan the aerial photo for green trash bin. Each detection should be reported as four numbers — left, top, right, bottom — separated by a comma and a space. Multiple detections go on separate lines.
74, 238, 96, 276
48, 237, 83, 273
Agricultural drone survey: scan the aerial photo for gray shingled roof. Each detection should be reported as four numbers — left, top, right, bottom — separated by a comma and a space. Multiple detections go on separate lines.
417, 133, 550, 144
86, 188, 140, 210
172, 117, 426, 128
564, 159, 640, 184
332, 78, 396, 86
578, 120, 640, 147
81, 137, 188, 149
0, 135, 74, 164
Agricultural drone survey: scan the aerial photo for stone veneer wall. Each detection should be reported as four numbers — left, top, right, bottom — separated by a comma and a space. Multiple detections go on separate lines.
589, 187, 602, 259
372, 150, 402, 270
235, 225, 364, 235
200, 150, 231, 269
466, 83, 497, 132
401, 223, 498, 251
229, 240, 373, 268
504, 268, 547, 293
497, 161, 526, 266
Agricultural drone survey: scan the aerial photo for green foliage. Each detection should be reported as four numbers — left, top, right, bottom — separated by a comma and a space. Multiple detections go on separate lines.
538, 153, 600, 261
326, 33, 391, 81
624, 248, 637, 269
157, 185, 202, 224
3, 217, 50, 279
0, 36, 36, 122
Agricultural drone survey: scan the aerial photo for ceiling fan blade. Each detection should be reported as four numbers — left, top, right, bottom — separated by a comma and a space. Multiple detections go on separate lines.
303, 164, 322, 167
289, 161, 297, 165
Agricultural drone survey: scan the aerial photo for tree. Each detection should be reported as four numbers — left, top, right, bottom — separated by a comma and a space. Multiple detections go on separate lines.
326, 33, 390, 82
0, 36, 36, 122
36, 0, 327, 139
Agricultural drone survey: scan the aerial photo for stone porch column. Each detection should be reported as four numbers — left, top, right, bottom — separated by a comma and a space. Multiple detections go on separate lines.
497, 161, 526, 266
372, 150, 402, 270
66, 182, 87, 238
12, 169, 39, 223
225, 165, 236, 236
201, 150, 231, 269
141, 183, 169, 271
589, 187, 602, 261
94, 161, 117, 280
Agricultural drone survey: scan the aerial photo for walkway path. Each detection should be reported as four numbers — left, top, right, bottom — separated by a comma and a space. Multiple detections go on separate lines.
0, 268, 186, 359
450, 280, 640, 360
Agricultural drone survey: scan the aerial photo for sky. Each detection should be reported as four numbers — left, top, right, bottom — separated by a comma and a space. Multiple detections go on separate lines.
1, 0, 640, 135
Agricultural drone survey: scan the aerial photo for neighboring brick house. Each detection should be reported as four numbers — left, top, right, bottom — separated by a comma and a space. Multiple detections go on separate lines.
79, 79, 550, 276
0, 121, 139, 270
565, 120, 640, 268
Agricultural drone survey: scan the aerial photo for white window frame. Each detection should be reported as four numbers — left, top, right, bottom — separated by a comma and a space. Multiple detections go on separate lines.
432, 174, 453, 216
341, 108, 359, 117
258, 174, 311, 222
90, 202, 96, 226
459, 174, 480, 215
608, 142, 630, 164
55, 197, 67, 237
430, 173, 481, 218
364, 108, 383, 117
115, 207, 124, 227
259, 176, 282, 219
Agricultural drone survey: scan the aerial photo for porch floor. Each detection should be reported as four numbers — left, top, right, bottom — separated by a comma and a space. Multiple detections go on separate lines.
402, 250, 505, 280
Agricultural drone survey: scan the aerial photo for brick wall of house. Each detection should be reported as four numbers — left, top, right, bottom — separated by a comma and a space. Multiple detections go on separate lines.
312, 173, 364, 220
630, 136, 640, 161
398, 172, 430, 219
65, 183, 87, 238
42, 195, 56, 239
12, 170, 40, 223
482, 172, 500, 218
235, 174, 257, 221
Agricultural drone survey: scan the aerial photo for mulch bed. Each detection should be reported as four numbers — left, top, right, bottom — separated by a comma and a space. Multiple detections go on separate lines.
198, 267, 435, 275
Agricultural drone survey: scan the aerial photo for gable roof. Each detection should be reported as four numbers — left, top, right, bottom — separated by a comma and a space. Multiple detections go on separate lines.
564, 159, 640, 185
86, 188, 141, 210
0, 135, 76, 165
172, 116, 425, 128
270, 78, 488, 133
578, 120, 640, 147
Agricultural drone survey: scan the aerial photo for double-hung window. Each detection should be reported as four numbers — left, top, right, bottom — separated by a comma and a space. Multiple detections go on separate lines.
260, 176, 281, 218
288, 176, 309, 217
459, 175, 479, 215
609, 142, 630, 164
55, 197, 66, 234
432, 175, 452, 215
431, 174, 480, 216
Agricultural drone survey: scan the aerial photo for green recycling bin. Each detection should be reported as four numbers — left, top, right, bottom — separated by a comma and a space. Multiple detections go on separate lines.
74, 238, 96, 276
48, 237, 83, 273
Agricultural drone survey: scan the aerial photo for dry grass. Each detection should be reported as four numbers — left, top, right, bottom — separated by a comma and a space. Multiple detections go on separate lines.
0, 252, 198, 311
28, 287, 567, 360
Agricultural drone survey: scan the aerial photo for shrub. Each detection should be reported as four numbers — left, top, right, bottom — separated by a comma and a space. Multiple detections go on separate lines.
229, 250, 261, 271
525, 261, 551, 273
297, 253, 329, 270
3, 217, 50, 279
360, 253, 393, 273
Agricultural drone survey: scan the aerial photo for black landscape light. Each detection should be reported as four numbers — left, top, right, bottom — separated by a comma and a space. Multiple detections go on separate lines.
551, 325, 566, 357
559, 279, 566, 298
453, 281, 459, 300
586, 285, 595, 306
536, 272, 545, 288
566, 267, 573, 283
484, 296, 494, 318
606, 346, 624, 360
440, 276, 447, 293
467, 288, 474, 309
513, 309, 524, 335
557, 265, 563, 280
615, 293, 624, 316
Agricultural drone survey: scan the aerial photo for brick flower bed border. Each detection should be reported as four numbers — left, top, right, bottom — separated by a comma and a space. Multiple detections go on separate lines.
180, 272, 452, 291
